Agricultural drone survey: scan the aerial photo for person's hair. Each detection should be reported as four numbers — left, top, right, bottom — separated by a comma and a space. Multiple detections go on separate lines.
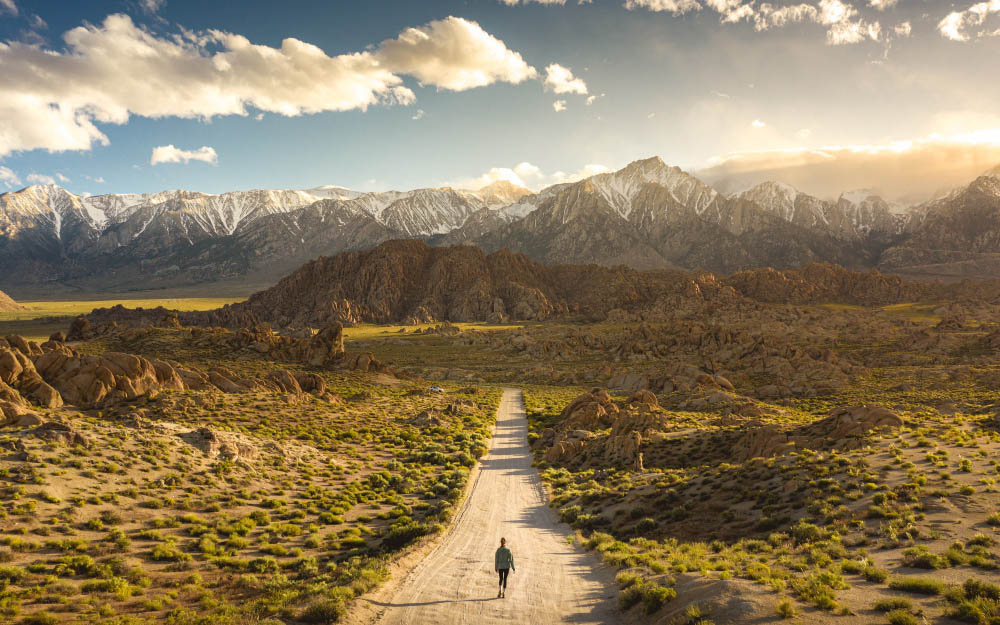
500, 537, 506, 543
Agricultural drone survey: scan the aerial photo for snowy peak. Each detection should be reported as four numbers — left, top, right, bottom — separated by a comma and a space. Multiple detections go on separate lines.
583, 156, 718, 217
304, 185, 365, 201
735, 181, 809, 223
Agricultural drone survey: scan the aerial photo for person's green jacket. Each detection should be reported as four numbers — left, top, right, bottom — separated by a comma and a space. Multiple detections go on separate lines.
495, 546, 514, 570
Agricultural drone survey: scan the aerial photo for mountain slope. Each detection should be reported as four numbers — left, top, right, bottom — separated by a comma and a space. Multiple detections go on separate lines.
0, 288, 19, 311
879, 170, 1000, 277
8, 157, 1000, 292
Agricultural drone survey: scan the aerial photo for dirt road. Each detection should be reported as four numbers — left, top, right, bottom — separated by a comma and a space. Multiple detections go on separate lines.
367, 388, 622, 625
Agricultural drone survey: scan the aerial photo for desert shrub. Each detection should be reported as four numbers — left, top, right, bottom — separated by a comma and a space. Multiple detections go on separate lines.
902, 545, 949, 569
618, 579, 675, 613
151, 542, 191, 562
82, 576, 134, 600
789, 521, 830, 545
864, 566, 890, 583
776, 598, 797, 619
635, 518, 658, 533
560, 505, 582, 524
886, 609, 919, 625
0, 565, 26, 583
298, 587, 354, 624
963, 578, 1000, 601
889, 577, 946, 595
55, 555, 97, 577
381, 522, 427, 551
20, 612, 58, 625
874, 598, 914, 612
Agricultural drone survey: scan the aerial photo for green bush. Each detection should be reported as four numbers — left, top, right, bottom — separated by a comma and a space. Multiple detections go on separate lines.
887, 608, 919, 625
0, 565, 26, 583
964, 578, 1000, 601
618, 579, 675, 613
874, 598, 914, 612
889, 576, 946, 595
776, 598, 798, 619
381, 522, 427, 551
151, 542, 191, 562
298, 587, 354, 624
903, 545, 949, 569
635, 518, 658, 533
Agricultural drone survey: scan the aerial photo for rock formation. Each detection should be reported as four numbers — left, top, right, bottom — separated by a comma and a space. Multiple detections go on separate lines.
732, 404, 904, 461
0, 289, 20, 312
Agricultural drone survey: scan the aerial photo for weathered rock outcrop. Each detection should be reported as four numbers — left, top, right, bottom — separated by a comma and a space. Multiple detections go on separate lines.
32, 345, 184, 408
0, 289, 20, 312
733, 404, 903, 461
538, 388, 672, 471
0, 339, 63, 408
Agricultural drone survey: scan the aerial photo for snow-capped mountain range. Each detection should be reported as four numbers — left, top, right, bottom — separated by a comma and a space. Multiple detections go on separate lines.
2, 156, 999, 292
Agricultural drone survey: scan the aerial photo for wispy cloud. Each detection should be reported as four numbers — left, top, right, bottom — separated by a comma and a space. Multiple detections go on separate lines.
139, 0, 166, 14
0, 166, 20, 188
553, 99, 567, 112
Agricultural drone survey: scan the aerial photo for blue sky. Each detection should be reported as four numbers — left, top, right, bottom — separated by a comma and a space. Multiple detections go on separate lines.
1, 0, 999, 199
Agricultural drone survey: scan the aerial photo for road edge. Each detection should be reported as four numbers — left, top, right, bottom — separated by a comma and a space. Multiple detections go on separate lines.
339, 388, 514, 625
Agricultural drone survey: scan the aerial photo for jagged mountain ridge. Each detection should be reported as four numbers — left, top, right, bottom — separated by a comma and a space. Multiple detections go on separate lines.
174, 239, 988, 329
2, 156, 1000, 292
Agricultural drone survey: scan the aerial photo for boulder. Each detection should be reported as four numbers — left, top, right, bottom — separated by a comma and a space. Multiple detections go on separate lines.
295, 372, 326, 396
0, 401, 43, 427
67, 316, 92, 341
266, 369, 303, 395
824, 405, 903, 439
304, 322, 345, 366
30, 421, 90, 447
208, 370, 248, 394
545, 429, 595, 463
626, 389, 658, 408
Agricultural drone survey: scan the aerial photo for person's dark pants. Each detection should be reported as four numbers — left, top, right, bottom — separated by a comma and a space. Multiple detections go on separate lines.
498, 568, 509, 589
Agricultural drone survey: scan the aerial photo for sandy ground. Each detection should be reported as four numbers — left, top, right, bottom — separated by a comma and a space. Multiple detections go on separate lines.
364, 388, 622, 625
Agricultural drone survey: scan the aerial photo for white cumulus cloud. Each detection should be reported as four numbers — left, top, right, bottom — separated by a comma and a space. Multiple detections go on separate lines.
0, 13, 538, 158
377, 17, 537, 91
150, 144, 218, 166
623, 0, 702, 15
543, 64, 588, 95
0, 166, 20, 188
868, 0, 898, 10
446, 161, 610, 191
553, 99, 567, 112
938, 0, 1000, 41
0, 0, 17, 16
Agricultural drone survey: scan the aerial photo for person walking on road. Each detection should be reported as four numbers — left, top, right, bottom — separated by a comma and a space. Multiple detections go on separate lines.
495, 537, 515, 598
